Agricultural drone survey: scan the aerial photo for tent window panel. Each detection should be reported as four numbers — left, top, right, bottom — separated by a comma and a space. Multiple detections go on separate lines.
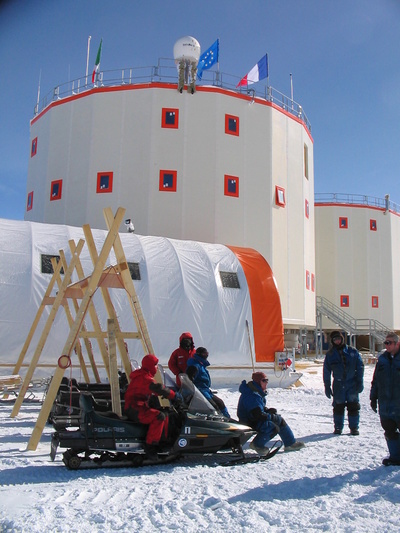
127, 262, 141, 280
41, 254, 64, 274
220, 271, 240, 289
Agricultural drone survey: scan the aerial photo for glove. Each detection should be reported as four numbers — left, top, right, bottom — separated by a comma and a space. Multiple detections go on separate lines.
172, 391, 185, 408
270, 413, 283, 426
357, 383, 364, 394
266, 407, 277, 415
325, 386, 332, 399
370, 399, 377, 413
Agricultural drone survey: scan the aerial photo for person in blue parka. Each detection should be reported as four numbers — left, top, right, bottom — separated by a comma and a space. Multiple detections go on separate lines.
370, 331, 400, 466
186, 347, 230, 418
237, 371, 305, 455
323, 331, 364, 435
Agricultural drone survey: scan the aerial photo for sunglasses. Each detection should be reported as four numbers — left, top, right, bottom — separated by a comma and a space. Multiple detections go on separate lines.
384, 340, 395, 345
261, 378, 269, 383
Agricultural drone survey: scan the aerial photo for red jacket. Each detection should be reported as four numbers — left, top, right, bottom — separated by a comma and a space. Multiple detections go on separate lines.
124, 354, 175, 411
168, 332, 195, 378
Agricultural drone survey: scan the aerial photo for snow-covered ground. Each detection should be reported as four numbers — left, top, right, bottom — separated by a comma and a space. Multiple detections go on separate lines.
1, 363, 399, 533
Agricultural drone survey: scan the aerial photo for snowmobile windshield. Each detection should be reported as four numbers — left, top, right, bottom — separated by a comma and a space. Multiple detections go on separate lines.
179, 374, 220, 417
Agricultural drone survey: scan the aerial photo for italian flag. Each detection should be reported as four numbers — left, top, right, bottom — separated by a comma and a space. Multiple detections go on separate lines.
92, 39, 103, 83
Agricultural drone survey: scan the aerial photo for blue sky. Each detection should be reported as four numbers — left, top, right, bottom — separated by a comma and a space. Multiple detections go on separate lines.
1, 0, 399, 220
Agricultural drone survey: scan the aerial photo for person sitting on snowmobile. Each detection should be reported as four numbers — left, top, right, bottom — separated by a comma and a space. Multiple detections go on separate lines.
186, 347, 230, 418
237, 372, 305, 455
124, 354, 181, 459
168, 332, 195, 387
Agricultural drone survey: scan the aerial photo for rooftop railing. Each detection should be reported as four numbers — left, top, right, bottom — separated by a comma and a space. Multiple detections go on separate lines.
33, 58, 311, 132
315, 192, 400, 214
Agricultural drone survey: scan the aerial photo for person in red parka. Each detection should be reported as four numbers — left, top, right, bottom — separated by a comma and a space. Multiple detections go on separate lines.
124, 354, 177, 458
168, 332, 195, 386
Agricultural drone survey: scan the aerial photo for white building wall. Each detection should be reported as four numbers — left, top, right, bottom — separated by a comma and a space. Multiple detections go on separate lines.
315, 203, 400, 330
26, 84, 315, 328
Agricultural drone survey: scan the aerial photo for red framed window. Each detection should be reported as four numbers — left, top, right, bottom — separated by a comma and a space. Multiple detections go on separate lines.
275, 186, 286, 207
306, 270, 310, 290
305, 199, 309, 219
340, 294, 349, 307
31, 137, 38, 157
224, 175, 239, 197
27, 191, 34, 211
339, 217, 348, 229
370, 219, 377, 231
96, 172, 113, 193
162, 108, 179, 129
50, 179, 63, 201
311, 273, 315, 292
372, 296, 379, 308
159, 170, 177, 192
225, 114, 239, 136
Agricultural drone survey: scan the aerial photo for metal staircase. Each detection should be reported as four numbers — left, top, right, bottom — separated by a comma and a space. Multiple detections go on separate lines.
315, 296, 389, 357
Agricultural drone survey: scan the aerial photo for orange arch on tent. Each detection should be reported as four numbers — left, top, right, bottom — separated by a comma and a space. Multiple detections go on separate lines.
228, 246, 284, 362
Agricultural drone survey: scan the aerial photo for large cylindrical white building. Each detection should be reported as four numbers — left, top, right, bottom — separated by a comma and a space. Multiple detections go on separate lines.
25, 59, 315, 330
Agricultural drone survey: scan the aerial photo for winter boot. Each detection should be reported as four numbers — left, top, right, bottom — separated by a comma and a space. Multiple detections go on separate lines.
383, 437, 400, 466
348, 414, 360, 436
144, 443, 159, 461
249, 440, 270, 456
220, 407, 231, 418
333, 414, 344, 435
279, 423, 296, 448
285, 441, 305, 452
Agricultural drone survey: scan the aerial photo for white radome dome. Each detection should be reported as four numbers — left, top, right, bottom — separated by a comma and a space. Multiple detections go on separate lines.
173, 36, 201, 65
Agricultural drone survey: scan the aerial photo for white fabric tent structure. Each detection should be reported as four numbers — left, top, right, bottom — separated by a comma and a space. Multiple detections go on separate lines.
0, 218, 301, 387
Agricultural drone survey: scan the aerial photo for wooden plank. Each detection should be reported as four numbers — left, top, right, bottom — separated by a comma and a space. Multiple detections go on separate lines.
68, 241, 110, 379
54, 254, 90, 383
27, 208, 126, 450
108, 319, 122, 416
79, 331, 140, 339
83, 221, 131, 378
11, 239, 86, 418
58, 251, 97, 382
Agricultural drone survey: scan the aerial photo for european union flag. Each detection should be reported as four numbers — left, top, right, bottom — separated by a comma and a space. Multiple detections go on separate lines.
197, 39, 219, 80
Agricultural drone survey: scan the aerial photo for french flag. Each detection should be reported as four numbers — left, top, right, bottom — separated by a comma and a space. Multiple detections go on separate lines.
237, 54, 268, 87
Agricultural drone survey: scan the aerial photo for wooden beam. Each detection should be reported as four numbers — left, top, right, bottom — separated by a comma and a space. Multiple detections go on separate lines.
83, 221, 131, 378
108, 319, 122, 416
67, 241, 110, 379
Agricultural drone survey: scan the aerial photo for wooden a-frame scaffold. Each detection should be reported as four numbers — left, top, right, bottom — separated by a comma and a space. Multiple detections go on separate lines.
11, 207, 156, 450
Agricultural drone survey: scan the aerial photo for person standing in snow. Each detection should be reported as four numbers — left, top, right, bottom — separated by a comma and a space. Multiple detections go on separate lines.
237, 372, 305, 455
186, 347, 230, 418
124, 354, 179, 460
370, 332, 400, 466
323, 331, 364, 435
168, 332, 195, 386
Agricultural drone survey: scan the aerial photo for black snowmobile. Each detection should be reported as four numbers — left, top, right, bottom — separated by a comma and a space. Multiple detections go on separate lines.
50, 375, 282, 469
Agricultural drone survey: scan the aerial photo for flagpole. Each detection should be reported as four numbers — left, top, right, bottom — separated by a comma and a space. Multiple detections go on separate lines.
85, 35, 91, 87
35, 70, 41, 115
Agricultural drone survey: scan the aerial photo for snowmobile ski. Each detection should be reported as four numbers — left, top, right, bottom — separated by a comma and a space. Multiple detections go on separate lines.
221, 440, 282, 466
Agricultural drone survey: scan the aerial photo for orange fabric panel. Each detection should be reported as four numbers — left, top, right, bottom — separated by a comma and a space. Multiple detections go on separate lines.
228, 246, 284, 362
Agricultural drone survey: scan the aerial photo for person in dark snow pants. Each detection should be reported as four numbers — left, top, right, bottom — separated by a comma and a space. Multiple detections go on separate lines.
323, 331, 364, 435
370, 332, 400, 466
237, 372, 305, 455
